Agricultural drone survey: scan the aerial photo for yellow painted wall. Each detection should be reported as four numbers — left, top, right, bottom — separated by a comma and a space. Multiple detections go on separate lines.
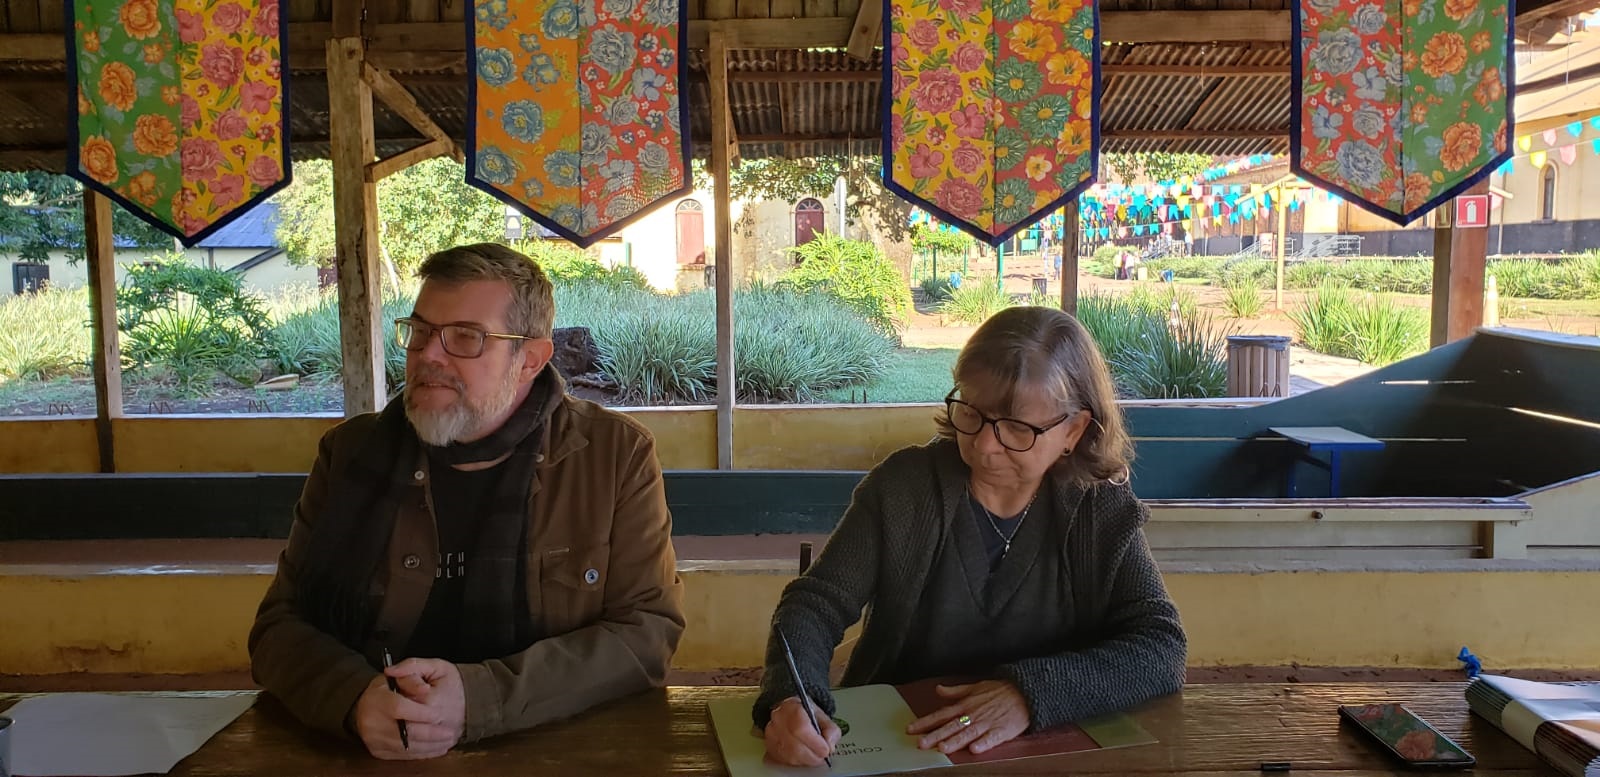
1497, 153, 1600, 224
0, 405, 938, 474
4, 563, 1595, 675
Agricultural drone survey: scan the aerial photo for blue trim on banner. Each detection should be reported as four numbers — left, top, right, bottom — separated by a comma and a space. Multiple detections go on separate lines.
879, 0, 1100, 248
1289, 0, 1515, 226
462, 0, 694, 249
64, 1, 293, 247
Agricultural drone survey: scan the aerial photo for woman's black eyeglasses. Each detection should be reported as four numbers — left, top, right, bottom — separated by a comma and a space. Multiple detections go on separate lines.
944, 389, 1076, 453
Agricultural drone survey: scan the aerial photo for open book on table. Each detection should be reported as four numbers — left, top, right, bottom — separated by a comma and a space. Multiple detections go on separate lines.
708, 678, 1156, 777
1467, 674, 1600, 777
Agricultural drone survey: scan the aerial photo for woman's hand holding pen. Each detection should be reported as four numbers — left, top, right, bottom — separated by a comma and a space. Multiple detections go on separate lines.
907, 680, 1030, 756
763, 696, 842, 767
352, 658, 467, 760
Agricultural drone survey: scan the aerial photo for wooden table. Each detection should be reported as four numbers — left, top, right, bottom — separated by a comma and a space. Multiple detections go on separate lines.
1270, 426, 1387, 498
0, 683, 1554, 776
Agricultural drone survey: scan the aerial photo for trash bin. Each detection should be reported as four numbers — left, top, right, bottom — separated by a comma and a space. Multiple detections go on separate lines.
1032, 277, 1049, 295
1226, 335, 1291, 398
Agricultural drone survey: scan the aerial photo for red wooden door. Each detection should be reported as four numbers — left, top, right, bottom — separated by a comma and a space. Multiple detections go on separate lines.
675, 200, 705, 264
794, 198, 825, 247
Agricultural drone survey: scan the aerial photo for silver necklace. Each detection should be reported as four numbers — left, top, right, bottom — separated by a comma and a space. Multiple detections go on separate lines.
971, 489, 1039, 556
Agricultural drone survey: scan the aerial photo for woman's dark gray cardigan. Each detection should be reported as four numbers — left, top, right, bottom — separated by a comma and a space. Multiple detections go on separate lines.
753, 439, 1186, 730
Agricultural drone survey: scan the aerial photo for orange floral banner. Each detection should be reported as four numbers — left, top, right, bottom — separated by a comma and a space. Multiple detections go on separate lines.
1292, 0, 1512, 224
69, 0, 289, 244
467, 0, 691, 247
884, 0, 1099, 246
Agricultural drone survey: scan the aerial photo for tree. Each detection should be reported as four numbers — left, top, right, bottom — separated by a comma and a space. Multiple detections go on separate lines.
272, 157, 506, 277
0, 172, 169, 262
1102, 153, 1216, 185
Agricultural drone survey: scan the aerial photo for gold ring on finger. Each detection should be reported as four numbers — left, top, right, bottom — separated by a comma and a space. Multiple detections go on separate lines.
958, 715, 972, 727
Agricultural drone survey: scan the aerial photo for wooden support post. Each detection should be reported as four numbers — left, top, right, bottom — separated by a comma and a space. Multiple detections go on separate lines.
328, 33, 387, 416
1059, 201, 1079, 315
83, 190, 121, 473
1274, 193, 1287, 310
709, 30, 736, 469
1431, 179, 1490, 347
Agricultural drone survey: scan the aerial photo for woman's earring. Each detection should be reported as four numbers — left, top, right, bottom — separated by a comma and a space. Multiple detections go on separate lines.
1062, 447, 1074, 457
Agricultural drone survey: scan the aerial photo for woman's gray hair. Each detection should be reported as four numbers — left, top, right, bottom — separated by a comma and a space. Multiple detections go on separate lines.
934, 306, 1133, 485
416, 243, 555, 339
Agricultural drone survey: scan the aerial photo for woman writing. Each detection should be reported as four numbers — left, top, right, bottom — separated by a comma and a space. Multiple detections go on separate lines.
754, 306, 1186, 766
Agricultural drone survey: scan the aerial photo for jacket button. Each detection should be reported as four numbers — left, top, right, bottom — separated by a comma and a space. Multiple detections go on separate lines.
403, 554, 421, 569
534, 454, 545, 463
584, 568, 599, 585
413, 470, 425, 481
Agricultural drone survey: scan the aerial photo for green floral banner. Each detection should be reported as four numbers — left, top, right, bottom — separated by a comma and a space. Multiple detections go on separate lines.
1293, 0, 1512, 224
69, 0, 289, 244
884, 0, 1100, 246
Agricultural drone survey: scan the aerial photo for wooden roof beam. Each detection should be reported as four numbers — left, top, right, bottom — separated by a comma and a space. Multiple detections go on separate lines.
360, 62, 465, 163
0, 12, 1298, 66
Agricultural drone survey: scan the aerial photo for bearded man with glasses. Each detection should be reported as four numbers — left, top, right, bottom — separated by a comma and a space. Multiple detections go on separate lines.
754, 306, 1187, 768
249, 243, 684, 760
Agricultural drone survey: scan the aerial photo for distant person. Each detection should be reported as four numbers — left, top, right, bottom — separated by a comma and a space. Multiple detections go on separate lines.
249, 244, 685, 759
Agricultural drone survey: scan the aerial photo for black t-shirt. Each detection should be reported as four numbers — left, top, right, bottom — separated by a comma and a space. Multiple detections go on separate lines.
404, 455, 502, 661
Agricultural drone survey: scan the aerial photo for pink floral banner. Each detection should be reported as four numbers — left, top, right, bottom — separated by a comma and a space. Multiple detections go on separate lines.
1292, 0, 1512, 224
68, 0, 289, 245
884, 0, 1099, 246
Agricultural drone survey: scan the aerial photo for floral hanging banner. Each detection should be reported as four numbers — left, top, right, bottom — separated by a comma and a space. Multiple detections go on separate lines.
883, 0, 1099, 247
68, 0, 289, 245
1292, 0, 1512, 225
468, 0, 691, 247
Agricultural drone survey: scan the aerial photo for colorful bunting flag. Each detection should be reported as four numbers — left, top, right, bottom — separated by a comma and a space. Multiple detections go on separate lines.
68, 0, 290, 244
467, 0, 691, 247
1293, 0, 1512, 224
884, 0, 1100, 246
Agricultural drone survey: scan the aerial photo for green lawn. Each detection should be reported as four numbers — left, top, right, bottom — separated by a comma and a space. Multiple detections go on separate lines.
821, 347, 957, 404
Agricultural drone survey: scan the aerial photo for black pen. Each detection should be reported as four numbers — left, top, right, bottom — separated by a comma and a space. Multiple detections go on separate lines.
381, 647, 410, 750
778, 629, 833, 769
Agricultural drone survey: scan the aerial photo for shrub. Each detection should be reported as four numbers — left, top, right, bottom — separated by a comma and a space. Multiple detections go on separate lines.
267, 288, 414, 385
1076, 293, 1232, 399
118, 257, 277, 395
919, 275, 954, 302
1112, 313, 1231, 399
512, 239, 651, 290
1223, 277, 1266, 318
939, 276, 1012, 324
0, 286, 90, 382
1216, 257, 1274, 286
1289, 282, 1426, 366
555, 283, 895, 404
786, 234, 912, 334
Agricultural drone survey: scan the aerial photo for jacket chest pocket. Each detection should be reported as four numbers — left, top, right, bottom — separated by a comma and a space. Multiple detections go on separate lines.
538, 546, 609, 635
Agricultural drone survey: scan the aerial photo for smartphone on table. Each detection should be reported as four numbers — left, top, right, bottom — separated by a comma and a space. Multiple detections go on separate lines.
1338, 703, 1476, 769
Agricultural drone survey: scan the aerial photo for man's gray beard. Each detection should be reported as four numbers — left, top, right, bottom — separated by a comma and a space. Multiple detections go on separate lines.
405, 362, 523, 447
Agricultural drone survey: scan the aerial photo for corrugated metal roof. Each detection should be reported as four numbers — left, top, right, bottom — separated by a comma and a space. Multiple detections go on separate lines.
1, 0, 1591, 170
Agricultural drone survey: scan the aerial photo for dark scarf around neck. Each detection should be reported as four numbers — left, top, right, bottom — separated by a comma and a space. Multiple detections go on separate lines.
297, 365, 563, 661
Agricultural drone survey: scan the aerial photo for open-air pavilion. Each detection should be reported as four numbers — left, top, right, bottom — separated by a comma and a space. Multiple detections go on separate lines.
2, 0, 1600, 772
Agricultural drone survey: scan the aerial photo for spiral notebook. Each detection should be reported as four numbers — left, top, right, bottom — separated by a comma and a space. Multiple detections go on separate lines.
1467, 674, 1600, 777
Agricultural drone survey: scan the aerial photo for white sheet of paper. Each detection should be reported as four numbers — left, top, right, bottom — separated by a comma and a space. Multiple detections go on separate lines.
6, 692, 257, 776
708, 686, 953, 777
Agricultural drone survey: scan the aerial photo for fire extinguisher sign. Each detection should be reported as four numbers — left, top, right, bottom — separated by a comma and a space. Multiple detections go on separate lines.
1455, 195, 1489, 229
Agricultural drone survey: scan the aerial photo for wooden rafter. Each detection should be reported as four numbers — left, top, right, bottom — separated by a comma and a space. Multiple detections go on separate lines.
359, 62, 464, 163
845, 0, 883, 60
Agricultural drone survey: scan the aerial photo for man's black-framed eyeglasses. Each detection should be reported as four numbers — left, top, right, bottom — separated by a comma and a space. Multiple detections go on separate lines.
394, 317, 532, 359
944, 389, 1075, 453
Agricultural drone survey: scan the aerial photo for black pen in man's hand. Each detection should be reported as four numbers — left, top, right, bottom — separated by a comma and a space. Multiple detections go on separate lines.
381, 647, 410, 750
778, 629, 832, 769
